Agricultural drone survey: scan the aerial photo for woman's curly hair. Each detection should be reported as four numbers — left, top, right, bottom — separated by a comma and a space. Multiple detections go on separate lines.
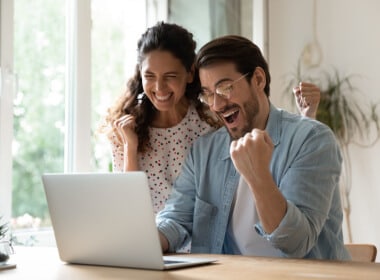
100, 21, 221, 152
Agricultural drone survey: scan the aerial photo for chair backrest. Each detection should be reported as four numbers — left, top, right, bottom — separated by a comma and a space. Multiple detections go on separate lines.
345, 243, 377, 262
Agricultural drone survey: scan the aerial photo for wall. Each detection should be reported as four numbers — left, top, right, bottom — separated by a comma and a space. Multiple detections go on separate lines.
268, 0, 380, 261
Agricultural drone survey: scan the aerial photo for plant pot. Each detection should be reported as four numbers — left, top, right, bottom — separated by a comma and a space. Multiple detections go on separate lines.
0, 241, 13, 264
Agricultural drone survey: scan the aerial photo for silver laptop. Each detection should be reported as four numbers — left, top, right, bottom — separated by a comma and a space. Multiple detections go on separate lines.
42, 172, 217, 270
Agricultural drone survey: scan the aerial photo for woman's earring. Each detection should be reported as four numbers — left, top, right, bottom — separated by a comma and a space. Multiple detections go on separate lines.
137, 92, 146, 105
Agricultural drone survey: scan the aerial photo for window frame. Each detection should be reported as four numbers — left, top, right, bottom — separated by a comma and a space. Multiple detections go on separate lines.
0, 0, 15, 223
65, 0, 92, 173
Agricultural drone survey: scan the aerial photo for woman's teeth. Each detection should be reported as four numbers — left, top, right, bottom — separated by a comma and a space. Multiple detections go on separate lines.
155, 94, 171, 101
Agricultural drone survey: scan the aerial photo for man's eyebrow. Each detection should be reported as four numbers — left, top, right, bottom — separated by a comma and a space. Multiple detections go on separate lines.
216, 78, 233, 86
201, 78, 233, 90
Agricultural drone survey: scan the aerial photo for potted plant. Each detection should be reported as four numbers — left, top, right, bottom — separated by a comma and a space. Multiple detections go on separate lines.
284, 60, 380, 146
0, 217, 12, 264
283, 58, 380, 242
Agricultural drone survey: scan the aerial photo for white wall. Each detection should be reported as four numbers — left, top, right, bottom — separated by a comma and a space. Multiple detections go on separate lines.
268, 0, 380, 261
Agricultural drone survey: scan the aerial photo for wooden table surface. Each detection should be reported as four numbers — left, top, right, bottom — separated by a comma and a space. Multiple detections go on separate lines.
2, 246, 380, 279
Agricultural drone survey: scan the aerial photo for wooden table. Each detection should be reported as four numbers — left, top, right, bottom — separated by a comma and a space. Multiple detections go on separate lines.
2, 246, 380, 279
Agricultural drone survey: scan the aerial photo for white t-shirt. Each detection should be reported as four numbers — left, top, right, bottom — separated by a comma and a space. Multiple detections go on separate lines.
227, 176, 283, 257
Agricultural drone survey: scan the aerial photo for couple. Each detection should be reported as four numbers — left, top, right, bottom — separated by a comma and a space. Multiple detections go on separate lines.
103, 22, 350, 260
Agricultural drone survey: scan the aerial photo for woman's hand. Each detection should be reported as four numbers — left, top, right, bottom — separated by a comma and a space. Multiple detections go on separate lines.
293, 82, 320, 119
114, 114, 139, 171
114, 114, 139, 149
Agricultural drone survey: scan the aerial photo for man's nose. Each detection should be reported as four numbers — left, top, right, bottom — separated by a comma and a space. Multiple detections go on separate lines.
212, 93, 227, 111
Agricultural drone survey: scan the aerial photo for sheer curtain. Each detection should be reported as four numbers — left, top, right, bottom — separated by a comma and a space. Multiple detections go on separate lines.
209, 0, 241, 38
168, 0, 252, 50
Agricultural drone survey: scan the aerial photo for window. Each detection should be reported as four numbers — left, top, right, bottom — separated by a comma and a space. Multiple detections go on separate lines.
11, 0, 66, 245
91, 0, 147, 172
1, 0, 258, 246
2, 0, 149, 246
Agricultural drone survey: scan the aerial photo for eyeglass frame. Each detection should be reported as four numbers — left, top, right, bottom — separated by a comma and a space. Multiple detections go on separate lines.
198, 72, 251, 106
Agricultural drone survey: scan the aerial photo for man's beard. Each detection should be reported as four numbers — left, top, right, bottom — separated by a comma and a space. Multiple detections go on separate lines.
227, 98, 259, 140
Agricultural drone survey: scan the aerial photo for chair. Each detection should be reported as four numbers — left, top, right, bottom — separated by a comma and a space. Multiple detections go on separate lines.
345, 243, 377, 262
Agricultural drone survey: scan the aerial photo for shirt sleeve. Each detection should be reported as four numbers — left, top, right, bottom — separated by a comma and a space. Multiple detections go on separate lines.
255, 122, 343, 258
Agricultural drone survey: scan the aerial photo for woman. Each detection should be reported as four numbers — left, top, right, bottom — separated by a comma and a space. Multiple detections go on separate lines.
102, 22, 320, 214
102, 22, 220, 214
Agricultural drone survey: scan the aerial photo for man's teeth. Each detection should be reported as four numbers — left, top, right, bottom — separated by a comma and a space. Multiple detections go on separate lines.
222, 109, 238, 118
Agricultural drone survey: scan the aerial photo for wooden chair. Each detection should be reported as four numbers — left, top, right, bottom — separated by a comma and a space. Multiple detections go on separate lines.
345, 243, 377, 262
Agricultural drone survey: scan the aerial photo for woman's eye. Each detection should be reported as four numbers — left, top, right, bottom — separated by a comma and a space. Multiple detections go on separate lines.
144, 75, 155, 80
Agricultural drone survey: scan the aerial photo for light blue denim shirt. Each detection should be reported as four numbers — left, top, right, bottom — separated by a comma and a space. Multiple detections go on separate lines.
156, 104, 351, 260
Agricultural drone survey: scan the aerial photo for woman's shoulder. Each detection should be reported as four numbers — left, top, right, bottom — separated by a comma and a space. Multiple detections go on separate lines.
188, 103, 222, 128
185, 104, 215, 129
193, 126, 228, 146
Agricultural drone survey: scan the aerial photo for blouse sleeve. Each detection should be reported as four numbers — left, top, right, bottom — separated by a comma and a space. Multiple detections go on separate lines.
110, 133, 124, 172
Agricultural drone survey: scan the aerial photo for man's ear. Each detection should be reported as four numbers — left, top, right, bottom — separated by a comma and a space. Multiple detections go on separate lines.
253, 67, 266, 90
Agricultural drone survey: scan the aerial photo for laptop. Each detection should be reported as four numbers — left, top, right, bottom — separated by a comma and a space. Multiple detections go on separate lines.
42, 172, 217, 270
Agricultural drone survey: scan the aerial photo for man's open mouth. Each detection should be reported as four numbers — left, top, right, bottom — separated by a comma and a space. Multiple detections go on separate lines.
222, 109, 239, 124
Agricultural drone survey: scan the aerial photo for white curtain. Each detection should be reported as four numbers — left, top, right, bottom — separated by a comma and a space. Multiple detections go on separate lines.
209, 0, 241, 38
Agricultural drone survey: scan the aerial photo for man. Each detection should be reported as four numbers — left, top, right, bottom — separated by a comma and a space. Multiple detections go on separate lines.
156, 35, 350, 260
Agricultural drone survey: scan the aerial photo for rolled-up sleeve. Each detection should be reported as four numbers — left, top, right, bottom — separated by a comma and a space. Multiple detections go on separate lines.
255, 200, 316, 257
255, 116, 343, 258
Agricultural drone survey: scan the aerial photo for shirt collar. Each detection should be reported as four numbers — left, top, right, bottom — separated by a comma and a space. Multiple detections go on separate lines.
265, 103, 281, 147
219, 103, 281, 161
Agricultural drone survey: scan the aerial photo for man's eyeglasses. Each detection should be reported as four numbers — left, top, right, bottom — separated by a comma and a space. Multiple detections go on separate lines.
198, 72, 250, 106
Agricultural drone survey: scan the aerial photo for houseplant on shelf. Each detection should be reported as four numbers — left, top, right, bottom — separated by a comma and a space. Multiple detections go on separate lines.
283, 58, 380, 242
0, 217, 13, 264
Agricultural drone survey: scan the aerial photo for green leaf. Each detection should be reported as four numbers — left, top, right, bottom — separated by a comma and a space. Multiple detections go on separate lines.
282, 57, 380, 147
